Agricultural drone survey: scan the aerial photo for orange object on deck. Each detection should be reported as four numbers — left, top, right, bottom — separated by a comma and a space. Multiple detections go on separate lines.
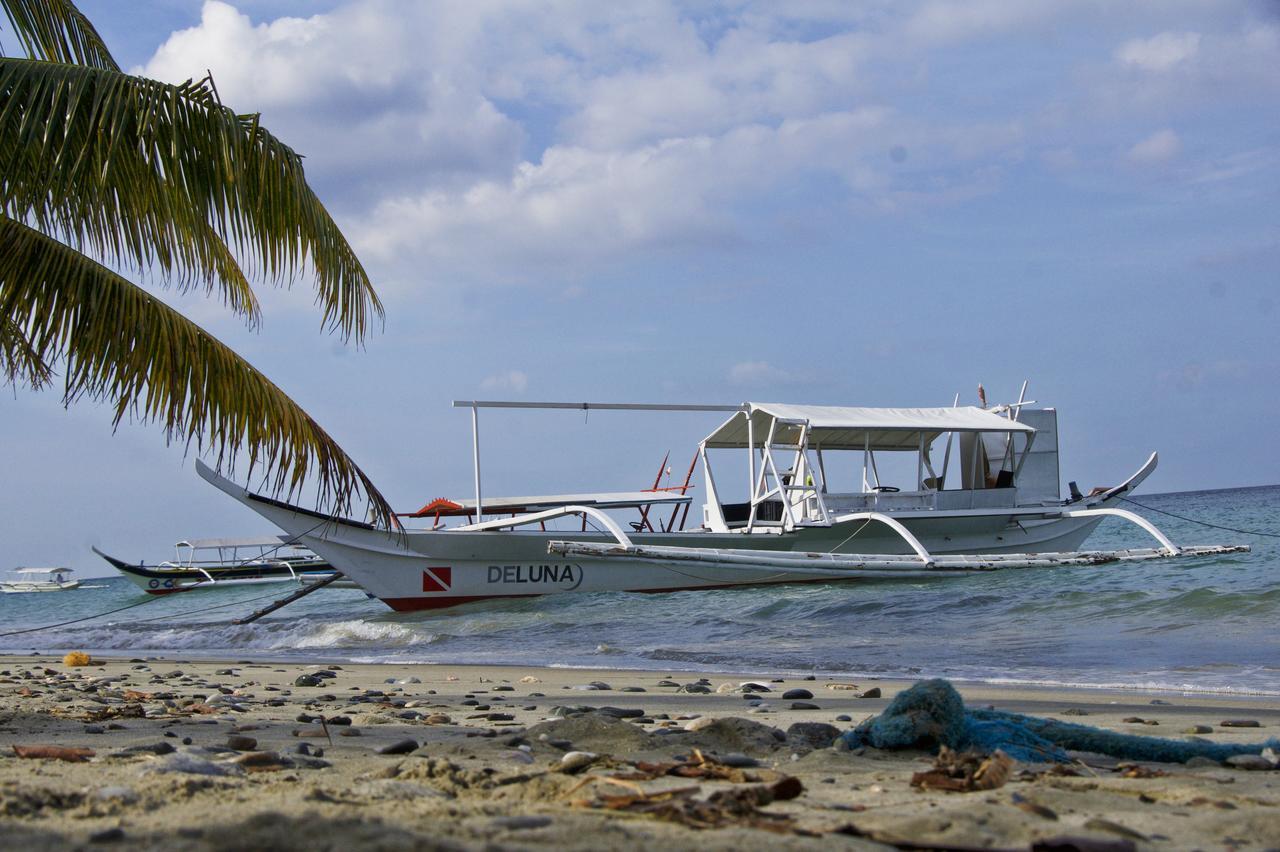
402, 498, 466, 519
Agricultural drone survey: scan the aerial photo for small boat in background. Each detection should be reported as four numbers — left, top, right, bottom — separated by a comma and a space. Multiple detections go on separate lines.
1, 567, 80, 593
93, 537, 342, 594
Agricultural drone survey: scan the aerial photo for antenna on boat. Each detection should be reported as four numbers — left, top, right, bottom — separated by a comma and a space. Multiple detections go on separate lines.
1011, 380, 1029, 422
939, 393, 959, 489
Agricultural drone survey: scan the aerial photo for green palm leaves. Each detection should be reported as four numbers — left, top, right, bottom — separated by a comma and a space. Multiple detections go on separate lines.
1, 1, 394, 527
1, 0, 118, 70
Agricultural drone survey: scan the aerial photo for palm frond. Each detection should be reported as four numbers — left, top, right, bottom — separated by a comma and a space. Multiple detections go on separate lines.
0, 0, 117, 69
1, 312, 50, 387
0, 214, 395, 527
0, 59, 381, 339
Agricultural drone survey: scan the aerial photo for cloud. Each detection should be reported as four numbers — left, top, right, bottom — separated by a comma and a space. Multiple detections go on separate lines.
728, 361, 801, 386
1084, 22, 1280, 120
1128, 129, 1181, 164
135, 2, 1280, 294
139, 1, 525, 203
902, 0, 1060, 44
1116, 31, 1200, 71
479, 370, 529, 393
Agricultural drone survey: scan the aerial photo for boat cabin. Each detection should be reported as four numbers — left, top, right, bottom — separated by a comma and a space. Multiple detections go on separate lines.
443, 398, 1062, 536
13, 566, 75, 582
698, 403, 1061, 533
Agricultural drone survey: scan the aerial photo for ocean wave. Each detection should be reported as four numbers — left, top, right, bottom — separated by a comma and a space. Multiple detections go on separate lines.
0, 615, 439, 655
288, 620, 440, 650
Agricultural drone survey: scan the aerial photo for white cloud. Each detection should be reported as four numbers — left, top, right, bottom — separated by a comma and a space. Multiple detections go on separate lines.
1128, 128, 1181, 164
134, 2, 1280, 292
140, 1, 525, 201
902, 0, 1059, 44
1116, 32, 1200, 72
729, 361, 800, 386
353, 107, 930, 279
479, 370, 529, 393
1085, 23, 1279, 120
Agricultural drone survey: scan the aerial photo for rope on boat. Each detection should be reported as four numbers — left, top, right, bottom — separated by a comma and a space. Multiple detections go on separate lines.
1119, 496, 1280, 539
0, 583, 306, 638
0, 595, 168, 637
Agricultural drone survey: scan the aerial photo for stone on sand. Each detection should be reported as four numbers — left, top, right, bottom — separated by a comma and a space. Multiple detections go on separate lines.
680, 716, 786, 754
787, 721, 842, 750
525, 711, 653, 753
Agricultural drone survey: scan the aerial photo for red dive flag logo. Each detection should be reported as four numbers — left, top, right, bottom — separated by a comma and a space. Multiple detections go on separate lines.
422, 566, 452, 593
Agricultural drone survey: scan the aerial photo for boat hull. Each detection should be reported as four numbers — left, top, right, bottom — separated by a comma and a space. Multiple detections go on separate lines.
204, 472, 1111, 611
94, 550, 338, 595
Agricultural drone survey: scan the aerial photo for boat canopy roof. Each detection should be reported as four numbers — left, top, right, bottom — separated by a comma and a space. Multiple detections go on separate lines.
406, 491, 691, 518
13, 566, 74, 574
703, 403, 1036, 451
175, 537, 300, 550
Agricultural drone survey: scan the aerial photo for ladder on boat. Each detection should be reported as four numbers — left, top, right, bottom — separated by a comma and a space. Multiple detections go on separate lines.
752, 416, 830, 529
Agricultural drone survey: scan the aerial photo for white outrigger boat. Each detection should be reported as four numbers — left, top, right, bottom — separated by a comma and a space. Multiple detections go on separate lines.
1, 567, 80, 593
197, 389, 1246, 613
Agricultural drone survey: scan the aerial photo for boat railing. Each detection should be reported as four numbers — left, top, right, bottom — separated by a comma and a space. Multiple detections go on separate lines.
826, 511, 935, 564
276, 559, 299, 581
1062, 507, 1179, 555
450, 505, 635, 548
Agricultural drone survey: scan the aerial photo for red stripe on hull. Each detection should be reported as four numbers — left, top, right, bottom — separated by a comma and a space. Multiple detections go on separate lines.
383, 594, 530, 611
379, 576, 845, 612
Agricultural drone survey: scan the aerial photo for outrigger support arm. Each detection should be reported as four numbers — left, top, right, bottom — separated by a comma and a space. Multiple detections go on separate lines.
450, 505, 635, 549
1061, 508, 1180, 555
829, 511, 934, 565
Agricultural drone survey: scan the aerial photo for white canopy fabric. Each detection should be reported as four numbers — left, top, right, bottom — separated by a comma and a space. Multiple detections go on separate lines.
703, 404, 1035, 451
450, 491, 691, 511
175, 537, 301, 550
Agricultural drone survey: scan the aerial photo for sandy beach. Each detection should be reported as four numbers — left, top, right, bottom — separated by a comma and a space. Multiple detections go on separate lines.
1, 654, 1278, 850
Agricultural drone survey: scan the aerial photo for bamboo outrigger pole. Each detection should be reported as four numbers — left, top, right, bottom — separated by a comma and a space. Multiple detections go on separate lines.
234, 573, 345, 625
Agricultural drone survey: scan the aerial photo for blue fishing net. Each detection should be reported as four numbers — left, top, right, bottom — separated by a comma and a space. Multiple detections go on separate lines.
839, 679, 1279, 764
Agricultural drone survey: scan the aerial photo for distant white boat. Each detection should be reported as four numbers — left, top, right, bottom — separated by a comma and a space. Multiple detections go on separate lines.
1, 567, 80, 593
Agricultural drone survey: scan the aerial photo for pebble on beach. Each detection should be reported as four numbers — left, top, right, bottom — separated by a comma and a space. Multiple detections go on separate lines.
375, 739, 419, 755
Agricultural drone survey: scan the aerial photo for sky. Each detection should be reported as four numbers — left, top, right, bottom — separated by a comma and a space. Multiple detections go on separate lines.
3, 0, 1279, 576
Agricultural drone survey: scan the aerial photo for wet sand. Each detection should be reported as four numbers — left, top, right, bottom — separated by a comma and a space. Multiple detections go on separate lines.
2, 654, 1278, 850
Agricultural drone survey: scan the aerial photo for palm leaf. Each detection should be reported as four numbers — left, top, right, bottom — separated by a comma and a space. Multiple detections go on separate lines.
1, 312, 50, 386
0, 58, 381, 339
0, 0, 117, 69
0, 214, 395, 527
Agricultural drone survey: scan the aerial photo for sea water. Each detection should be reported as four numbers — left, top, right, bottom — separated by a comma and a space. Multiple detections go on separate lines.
2, 485, 1277, 695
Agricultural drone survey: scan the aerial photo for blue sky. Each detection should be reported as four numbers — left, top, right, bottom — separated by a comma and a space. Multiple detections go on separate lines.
4, 0, 1279, 576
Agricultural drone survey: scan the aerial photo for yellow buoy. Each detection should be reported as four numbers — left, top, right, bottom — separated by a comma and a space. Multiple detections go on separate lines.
63, 651, 92, 667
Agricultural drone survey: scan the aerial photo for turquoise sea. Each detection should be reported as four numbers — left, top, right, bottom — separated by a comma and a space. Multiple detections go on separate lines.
2, 485, 1277, 695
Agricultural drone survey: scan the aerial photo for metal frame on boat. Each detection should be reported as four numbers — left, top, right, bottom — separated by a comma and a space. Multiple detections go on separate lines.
196, 386, 1247, 613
